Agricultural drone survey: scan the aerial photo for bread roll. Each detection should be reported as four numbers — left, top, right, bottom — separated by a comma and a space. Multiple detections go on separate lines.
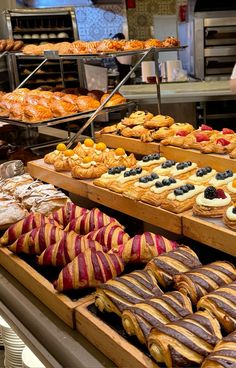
100, 93, 126, 107
76, 96, 100, 111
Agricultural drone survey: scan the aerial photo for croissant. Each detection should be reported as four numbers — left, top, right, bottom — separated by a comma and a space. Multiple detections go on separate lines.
116, 232, 178, 264
174, 261, 236, 305
145, 246, 202, 289
37, 232, 103, 267
122, 291, 192, 345
54, 249, 124, 291
64, 208, 123, 235
8, 224, 65, 255
85, 223, 130, 252
197, 282, 236, 333
148, 310, 222, 368
95, 269, 163, 317
48, 202, 88, 227
71, 162, 107, 179
201, 331, 236, 368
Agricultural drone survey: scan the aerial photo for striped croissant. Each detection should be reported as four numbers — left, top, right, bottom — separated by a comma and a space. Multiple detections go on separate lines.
197, 281, 236, 333
37, 232, 103, 267
174, 261, 236, 305
122, 291, 193, 345
0, 213, 59, 246
65, 207, 123, 235
54, 248, 124, 291
85, 223, 130, 252
8, 224, 65, 255
48, 202, 88, 228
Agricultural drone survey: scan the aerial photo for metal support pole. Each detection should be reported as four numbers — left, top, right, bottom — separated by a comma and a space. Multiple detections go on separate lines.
154, 49, 161, 115
0, 51, 8, 59
16, 58, 48, 89
59, 58, 65, 88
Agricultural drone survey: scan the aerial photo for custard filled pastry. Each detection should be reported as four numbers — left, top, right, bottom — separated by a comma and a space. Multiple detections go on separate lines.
148, 310, 222, 368
123, 172, 163, 201
54, 149, 80, 171
174, 261, 236, 305
161, 183, 205, 213
71, 157, 107, 179
93, 165, 127, 189
223, 205, 236, 231
152, 159, 176, 176
188, 166, 216, 185
73, 138, 96, 157
136, 153, 166, 171
105, 147, 137, 168
48, 202, 88, 228
91, 142, 111, 163
122, 291, 192, 345
197, 282, 236, 333
144, 115, 174, 129
201, 331, 236, 368
170, 161, 198, 179
193, 186, 232, 218
116, 231, 178, 263
109, 167, 148, 194
209, 169, 236, 188
223, 178, 236, 201
44, 143, 67, 164
169, 122, 194, 134
145, 246, 202, 289
121, 110, 153, 127
95, 269, 163, 317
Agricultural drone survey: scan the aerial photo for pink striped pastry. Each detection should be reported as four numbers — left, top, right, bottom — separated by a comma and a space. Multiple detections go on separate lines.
54, 248, 124, 291
8, 224, 65, 255
48, 202, 88, 228
116, 232, 178, 263
64, 207, 123, 235
85, 223, 130, 252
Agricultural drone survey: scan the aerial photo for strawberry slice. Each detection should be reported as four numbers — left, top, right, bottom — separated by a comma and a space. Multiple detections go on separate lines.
222, 128, 234, 135
216, 138, 230, 146
196, 133, 210, 143
200, 124, 213, 131
176, 130, 189, 137
216, 188, 227, 199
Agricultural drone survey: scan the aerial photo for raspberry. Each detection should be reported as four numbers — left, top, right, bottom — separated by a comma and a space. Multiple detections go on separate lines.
196, 133, 210, 143
222, 128, 234, 135
200, 124, 213, 131
176, 130, 188, 137
216, 189, 227, 199
204, 186, 217, 199
216, 138, 230, 146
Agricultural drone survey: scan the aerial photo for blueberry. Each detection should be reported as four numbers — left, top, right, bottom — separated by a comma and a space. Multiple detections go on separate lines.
114, 167, 121, 174
130, 169, 136, 175
162, 178, 171, 186
186, 184, 195, 190
151, 172, 159, 179
176, 163, 184, 170
161, 162, 167, 168
169, 177, 177, 184
124, 171, 130, 177
147, 175, 153, 181
196, 169, 204, 177
186, 161, 192, 166
205, 166, 212, 173
171, 160, 176, 165
174, 188, 184, 196
155, 181, 164, 188
142, 156, 149, 162
225, 169, 233, 177
204, 186, 217, 199
216, 173, 224, 180
135, 167, 142, 174
181, 185, 190, 193
108, 168, 113, 175
148, 154, 154, 160
139, 176, 149, 183
233, 207, 236, 214
153, 153, 160, 160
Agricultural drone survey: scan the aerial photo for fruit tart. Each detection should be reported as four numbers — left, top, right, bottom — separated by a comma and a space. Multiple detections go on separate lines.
73, 138, 96, 157
91, 142, 111, 163
223, 205, 236, 231
54, 149, 80, 171
161, 184, 205, 213
71, 156, 107, 179
151, 127, 174, 141
170, 161, 198, 180
222, 178, 236, 201
141, 177, 185, 207
105, 147, 137, 168
152, 159, 176, 176
193, 186, 232, 218
109, 167, 148, 194
161, 129, 191, 147
183, 124, 218, 150
188, 166, 216, 185
123, 172, 162, 200
201, 135, 236, 155
143, 114, 174, 129
93, 165, 127, 189
209, 169, 236, 188
136, 153, 166, 171
44, 143, 67, 165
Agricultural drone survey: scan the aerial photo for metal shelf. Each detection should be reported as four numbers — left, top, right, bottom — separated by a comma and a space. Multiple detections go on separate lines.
13, 27, 73, 33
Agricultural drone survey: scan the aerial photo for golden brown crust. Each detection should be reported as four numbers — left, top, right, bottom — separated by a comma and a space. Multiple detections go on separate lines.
121, 125, 150, 138
161, 196, 197, 213
144, 38, 163, 48
123, 40, 144, 50
193, 203, 232, 218
53, 156, 80, 172
76, 96, 100, 111
44, 150, 63, 165
223, 211, 236, 230
152, 127, 174, 141
105, 153, 136, 168
100, 93, 126, 107
23, 105, 53, 123
161, 134, 189, 147
144, 115, 175, 129
141, 189, 170, 206
71, 163, 107, 179
99, 124, 118, 134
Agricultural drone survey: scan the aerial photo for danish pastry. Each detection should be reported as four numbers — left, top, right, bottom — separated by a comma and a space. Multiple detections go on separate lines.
152, 159, 176, 176
200, 136, 236, 155
144, 38, 163, 49
93, 165, 127, 189
170, 161, 198, 179
109, 167, 148, 194
71, 157, 107, 179
121, 110, 153, 126
53, 150, 80, 171
0, 201, 28, 230
193, 186, 232, 218
136, 153, 166, 171
151, 127, 174, 141
73, 139, 95, 157
161, 131, 191, 147
144, 115, 174, 129
123, 172, 163, 201
188, 166, 216, 185
169, 122, 194, 134
223, 205, 236, 231
48, 202, 88, 228
120, 125, 150, 139
105, 148, 137, 168
223, 178, 236, 201
209, 170, 236, 188
100, 93, 126, 107
98, 124, 118, 134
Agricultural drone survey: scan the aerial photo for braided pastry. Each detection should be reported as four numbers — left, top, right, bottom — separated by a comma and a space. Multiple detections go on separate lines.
64, 208, 123, 235
8, 224, 65, 255
201, 331, 236, 368
116, 232, 178, 263
122, 291, 192, 345
148, 310, 222, 367
95, 269, 163, 317
54, 249, 124, 291
174, 261, 236, 305
145, 246, 202, 289
197, 282, 236, 333
85, 223, 130, 252
48, 202, 88, 227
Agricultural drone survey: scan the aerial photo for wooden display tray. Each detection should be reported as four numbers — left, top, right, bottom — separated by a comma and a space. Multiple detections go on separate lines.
95, 132, 160, 155
182, 211, 236, 257
0, 247, 88, 328
28, 159, 182, 235
75, 296, 159, 368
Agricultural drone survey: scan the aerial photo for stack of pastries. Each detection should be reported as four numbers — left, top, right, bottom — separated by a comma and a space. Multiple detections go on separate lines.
0, 88, 126, 123
0, 39, 24, 52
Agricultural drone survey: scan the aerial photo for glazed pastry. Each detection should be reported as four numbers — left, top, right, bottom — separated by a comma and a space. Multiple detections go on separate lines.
71, 157, 107, 179
123, 40, 144, 50
123, 173, 165, 201
136, 153, 166, 171
95, 269, 163, 317
93, 165, 127, 189
144, 115, 175, 129
120, 125, 150, 139
201, 136, 236, 154
73, 138, 96, 157
44, 143, 67, 164
161, 183, 205, 213
48, 202, 88, 228
76, 95, 100, 111
193, 186, 232, 218
105, 148, 137, 168
161, 131, 191, 147
170, 161, 198, 179
122, 291, 192, 345
209, 170, 236, 188
91, 142, 111, 163
109, 167, 148, 194
23, 104, 53, 123
54, 149, 80, 171
140, 129, 155, 142
144, 38, 163, 48
148, 310, 222, 368
223, 205, 236, 231
30, 192, 69, 216
169, 122, 194, 134
152, 159, 177, 176
145, 246, 202, 289
8, 224, 65, 255
162, 36, 180, 47
37, 233, 103, 267
0, 200, 28, 230
54, 249, 124, 291
201, 331, 236, 368
121, 110, 153, 126
152, 127, 174, 141
174, 261, 236, 305
65, 207, 123, 234
188, 166, 216, 185
98, 124, 118, 134
141, 177, 185, 206
229, 146, 236, 159
0, 174, 33, 194
49, 99, 77, 117
197, 282, 236, 333
116, 231, 178, 263
100, 93, 126, 107
223, 178, 236, 201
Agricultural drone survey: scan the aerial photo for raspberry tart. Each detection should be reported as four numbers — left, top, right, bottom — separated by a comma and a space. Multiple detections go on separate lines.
193, 186, 232, 217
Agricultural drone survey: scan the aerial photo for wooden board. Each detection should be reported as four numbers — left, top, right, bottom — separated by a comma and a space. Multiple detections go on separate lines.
0, 247, 88, 328
28, 159, 182, 235
182, 211, 236, 257
160, 145, 236, 172
95, 132, 160, 155
75, 297, 159, 368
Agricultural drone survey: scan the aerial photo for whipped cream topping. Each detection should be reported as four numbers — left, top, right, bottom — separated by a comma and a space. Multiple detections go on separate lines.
227, 181, 236, 194
168, 185, 205, 202
150, 180, 184, 194
80, 161, 97, 168
196, 192, 231, 207
209, 174, 236, 187
100, 172, 123, 180
188, 169, 216, 183
226, 206, 236, 221
171, 163, 197, 176
81, 144, 95, 151
153, 165, 175, 175
118, 170, 148, 184
94, 148, 109, 155
114, 154, 127, 160
137, 157, 166, 167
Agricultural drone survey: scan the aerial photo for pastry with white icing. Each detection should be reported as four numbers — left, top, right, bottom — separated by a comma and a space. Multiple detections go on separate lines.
193, 186, 232, 218
109, 167, 148, 194
188, 166, 216, 185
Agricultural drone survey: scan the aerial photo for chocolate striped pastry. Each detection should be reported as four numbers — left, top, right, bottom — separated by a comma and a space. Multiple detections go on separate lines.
84, 223, 130, 252
174, 261, 236, 305
201, 331, 236, 368
197, 282, 236, 333
148, 310, 222, 367
54, 248, 124, 291
64, 207, 123, 235
116, 232, 178, 263
145, 246, 202, 289
48, 202, 88, 228
95, 269, 163, 317
8, 224, 65, 255
122, 291, 193, 345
